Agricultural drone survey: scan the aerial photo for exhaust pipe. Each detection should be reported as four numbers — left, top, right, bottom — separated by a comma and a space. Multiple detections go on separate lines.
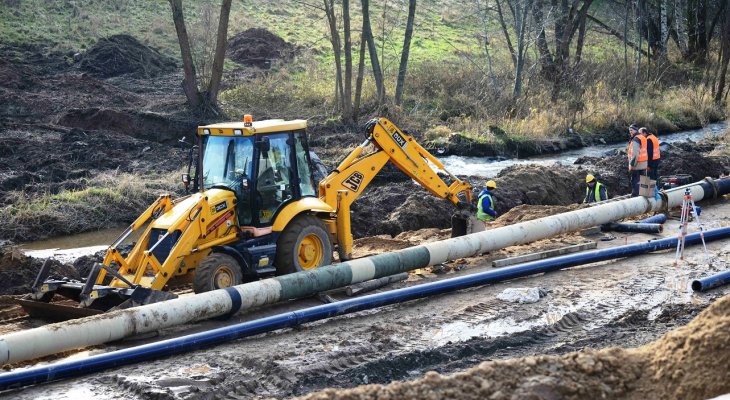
0, 177, 728, 365
0, 228, 727, 390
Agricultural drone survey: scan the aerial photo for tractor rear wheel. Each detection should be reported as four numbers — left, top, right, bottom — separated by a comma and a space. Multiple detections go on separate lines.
275, 215, 332, 275
193, 253, 243, 293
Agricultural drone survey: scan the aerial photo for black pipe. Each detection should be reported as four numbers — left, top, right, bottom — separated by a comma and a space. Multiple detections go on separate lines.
601, 222, 663, 233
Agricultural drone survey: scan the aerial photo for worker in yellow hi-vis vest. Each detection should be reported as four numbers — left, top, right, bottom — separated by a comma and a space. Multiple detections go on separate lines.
476, 180, 498, 225
583, 174, 608, 203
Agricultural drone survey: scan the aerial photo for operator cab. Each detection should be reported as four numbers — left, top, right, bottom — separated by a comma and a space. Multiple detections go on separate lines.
193, 116, 317, 230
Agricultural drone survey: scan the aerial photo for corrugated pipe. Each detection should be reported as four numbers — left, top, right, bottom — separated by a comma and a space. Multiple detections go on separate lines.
601, 222, 664, 234
1, 227, 728, 391
1, 177, 728, 365
637, 214, 668, 224
691, 270, 730, 292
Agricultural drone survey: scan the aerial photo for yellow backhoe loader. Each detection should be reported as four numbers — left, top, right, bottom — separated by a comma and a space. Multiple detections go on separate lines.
20, 117, 477, 319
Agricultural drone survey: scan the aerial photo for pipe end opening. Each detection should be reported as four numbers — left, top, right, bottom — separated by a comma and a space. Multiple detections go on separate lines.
691, 280, 702, 292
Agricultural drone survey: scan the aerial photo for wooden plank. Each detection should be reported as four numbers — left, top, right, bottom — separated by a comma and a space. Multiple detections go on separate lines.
492, 242, 598, 268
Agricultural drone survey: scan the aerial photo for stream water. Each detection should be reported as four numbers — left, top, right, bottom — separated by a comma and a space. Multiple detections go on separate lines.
439, 121, 727, 177
19, 121, 727, 258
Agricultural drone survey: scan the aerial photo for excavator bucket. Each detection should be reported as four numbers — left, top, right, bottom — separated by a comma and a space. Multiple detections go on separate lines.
451, 212, 485, 237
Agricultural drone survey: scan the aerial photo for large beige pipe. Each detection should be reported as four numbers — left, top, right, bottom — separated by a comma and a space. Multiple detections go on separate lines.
0, 179, 722, 365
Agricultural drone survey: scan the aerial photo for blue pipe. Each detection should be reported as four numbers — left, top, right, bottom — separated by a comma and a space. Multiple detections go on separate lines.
691, 270, 730, 292
638, 214, 667, 224
2, 227, 730, 391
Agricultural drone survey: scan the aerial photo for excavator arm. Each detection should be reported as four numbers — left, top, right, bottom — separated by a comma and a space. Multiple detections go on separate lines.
319, 118, 475, 260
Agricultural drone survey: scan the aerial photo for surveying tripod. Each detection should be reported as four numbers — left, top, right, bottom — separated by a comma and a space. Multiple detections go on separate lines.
674, 187, 708, 264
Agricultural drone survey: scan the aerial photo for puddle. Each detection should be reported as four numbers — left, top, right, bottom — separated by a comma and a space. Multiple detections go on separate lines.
428, 318, 540, 346
19, 227, 139, 263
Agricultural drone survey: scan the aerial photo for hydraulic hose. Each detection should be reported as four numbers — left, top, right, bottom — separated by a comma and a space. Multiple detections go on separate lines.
1, 227, 729, 391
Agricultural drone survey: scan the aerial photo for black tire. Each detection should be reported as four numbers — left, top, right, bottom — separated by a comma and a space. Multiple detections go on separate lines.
193, 253, 243, 293
275, 214, 333, 275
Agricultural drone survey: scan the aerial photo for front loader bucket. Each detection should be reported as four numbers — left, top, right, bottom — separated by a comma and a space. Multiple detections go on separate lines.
451, 213, 485, 237
15, 297, 103, 321
18, 261, 179, 321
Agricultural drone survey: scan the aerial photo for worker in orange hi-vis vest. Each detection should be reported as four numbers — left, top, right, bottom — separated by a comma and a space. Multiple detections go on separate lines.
640, 127, 661, 181
627, 124, 648, 197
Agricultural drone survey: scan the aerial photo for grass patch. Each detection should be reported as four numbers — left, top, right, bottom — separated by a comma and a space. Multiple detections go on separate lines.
0, 171, 182, 242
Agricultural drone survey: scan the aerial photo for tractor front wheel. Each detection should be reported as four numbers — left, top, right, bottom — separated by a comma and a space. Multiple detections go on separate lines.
193, 253, 243, 293
275, 215, 332, 275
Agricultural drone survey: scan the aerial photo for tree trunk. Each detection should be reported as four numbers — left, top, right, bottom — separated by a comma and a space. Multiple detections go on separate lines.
353, 34, 367, 120
532, 0, 556, 79
324, 0, 344, 111
168, 0, 201, 109
659, 0, 668, 57
714, 4, 730, 104
342, 0, 353, 121
512, 0, 532, 98
575, 9, 587, 66
495, 0, 517, 68
207, 0, 232, 106
361, 0, 385, 103
674, 0, 689, 58
395, 0, 416, 106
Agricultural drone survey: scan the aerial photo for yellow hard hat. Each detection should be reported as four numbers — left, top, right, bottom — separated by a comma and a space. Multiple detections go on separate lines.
586, 174, 595, 183
486, 180, 497, 189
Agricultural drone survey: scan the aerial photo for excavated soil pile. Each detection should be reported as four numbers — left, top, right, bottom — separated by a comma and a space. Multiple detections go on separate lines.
298, 293, 730, 400
575, 144, 730, 194
351, 165, 587, 239
227, 28, 297, 68
79, 35, 176, 78
491, 204, 585, 227
0, 248, 79, 295
0, 128, 181, 199
488, 164, 586, 214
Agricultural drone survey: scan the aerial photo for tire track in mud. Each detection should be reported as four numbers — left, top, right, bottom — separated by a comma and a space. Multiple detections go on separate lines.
291, 264, 680, 394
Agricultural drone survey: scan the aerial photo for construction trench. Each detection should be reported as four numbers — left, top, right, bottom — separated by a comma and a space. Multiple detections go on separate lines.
0, 177, 729, 399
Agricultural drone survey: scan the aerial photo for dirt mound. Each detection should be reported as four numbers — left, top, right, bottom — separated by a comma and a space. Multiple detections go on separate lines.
491, 204, 585, 227
80, 35, 176, 78
0, 248, 79, 295
0, 59, 35, 89
227, 28, 297, 68
57, 108, 198, 144
489, 164, 586, 213
350, 165, 588, 239
297, 294, 730, 400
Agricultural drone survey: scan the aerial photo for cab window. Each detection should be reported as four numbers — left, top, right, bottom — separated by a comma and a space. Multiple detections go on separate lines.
256, 133, 293, 224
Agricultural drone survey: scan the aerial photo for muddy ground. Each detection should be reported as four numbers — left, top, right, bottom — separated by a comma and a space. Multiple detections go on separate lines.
2, 200, 730, 399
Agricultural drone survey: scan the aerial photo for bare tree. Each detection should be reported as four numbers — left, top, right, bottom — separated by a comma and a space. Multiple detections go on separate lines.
168, 0, 232, 114
714, 2, 730, 103
362, 0, 385, 104
207, 0, 232, 105
169, 0, 200, 109
342, 0, 354, 120
395, 0, 417, 106
324, 0, 345, 110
